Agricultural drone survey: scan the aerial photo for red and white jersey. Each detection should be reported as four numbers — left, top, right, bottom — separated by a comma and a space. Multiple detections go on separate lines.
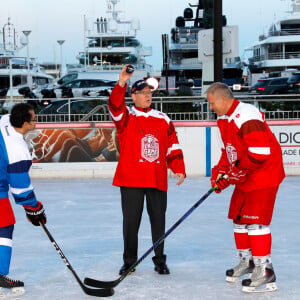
216, 99, 285, 192
109, 82, 186, 191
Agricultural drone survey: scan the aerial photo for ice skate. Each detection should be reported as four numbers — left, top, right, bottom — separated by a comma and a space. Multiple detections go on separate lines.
0, 275, 25, 298
226, 258, 254, 282
242, 263, 277, 293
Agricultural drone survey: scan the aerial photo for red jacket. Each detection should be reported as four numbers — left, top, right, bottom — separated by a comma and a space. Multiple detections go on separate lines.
216, 99, 285, 192
109, 83, 186, 191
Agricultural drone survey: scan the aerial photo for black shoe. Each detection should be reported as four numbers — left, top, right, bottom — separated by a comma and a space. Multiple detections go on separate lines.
154, 263, 170, 275
0, 275, 24, 288
119, 263, 136, 276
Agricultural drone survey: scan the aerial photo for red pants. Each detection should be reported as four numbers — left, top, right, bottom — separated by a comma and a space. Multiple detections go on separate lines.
228, 186, 279, 225
0, 198, 15, 227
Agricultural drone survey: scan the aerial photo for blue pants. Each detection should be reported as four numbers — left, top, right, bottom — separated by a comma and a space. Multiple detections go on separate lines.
0, 225, 14, 275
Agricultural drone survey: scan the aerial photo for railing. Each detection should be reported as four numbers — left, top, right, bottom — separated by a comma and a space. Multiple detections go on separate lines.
252, 51, 300, 62
269, 28, 300, 36
3, 94, 300, 123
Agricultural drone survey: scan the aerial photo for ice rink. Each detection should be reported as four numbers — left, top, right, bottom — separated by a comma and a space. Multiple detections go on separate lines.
8, 176, 300, 299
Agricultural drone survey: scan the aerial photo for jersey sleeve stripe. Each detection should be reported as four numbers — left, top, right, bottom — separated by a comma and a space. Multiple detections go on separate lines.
10, 186, 34, 195
249, 147, 271, 155
166, 153, 184, 164
12, 190, 36, 206
109, 111, 124, 121
0, 238, 12, 247
167, 121, 175, 136
247, 153, 266, 165
239, 120, 267, 138
9, 173, 31, 189
167, 143, 182, 156
7, 160, 32, 173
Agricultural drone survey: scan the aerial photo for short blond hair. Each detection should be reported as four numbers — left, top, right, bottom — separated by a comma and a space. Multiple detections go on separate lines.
206, 82, 234, 99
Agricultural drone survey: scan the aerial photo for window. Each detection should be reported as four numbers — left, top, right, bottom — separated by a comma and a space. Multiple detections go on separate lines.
65, 80, 81, 88
33, 77, 49, 85
270, 78, 287, 85
57, 73, 78, 85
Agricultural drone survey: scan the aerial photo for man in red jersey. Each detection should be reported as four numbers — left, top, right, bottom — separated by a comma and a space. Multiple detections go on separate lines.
207, 82, 285, 293
109, 65, 186, 276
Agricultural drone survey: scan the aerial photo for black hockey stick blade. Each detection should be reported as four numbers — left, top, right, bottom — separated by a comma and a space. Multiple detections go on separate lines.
84, 187, 216, 289
40, 222, 114, 297
85, 276, 122, 289
81, 284, 114, 297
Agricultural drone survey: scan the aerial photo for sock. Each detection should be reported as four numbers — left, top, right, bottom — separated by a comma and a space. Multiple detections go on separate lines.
248, 224, 272, 265
233, 223, 252, 261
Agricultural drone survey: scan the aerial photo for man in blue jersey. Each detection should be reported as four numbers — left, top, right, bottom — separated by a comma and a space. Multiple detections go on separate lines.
0, 103, 47, 296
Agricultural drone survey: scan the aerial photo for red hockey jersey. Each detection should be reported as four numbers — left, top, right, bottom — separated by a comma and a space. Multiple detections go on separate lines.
216, 99, 285, 192
109, 83, 186, 191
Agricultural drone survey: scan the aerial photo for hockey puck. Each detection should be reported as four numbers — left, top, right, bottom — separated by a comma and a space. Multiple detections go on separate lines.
126, 65, 134, 74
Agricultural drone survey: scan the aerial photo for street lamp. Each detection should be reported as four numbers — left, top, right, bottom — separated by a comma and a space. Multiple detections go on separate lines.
57, 40, 65, 77
22, 30, 31, 88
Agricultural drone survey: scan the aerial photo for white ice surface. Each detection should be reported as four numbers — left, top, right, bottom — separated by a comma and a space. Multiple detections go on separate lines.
8, 176, 300, 299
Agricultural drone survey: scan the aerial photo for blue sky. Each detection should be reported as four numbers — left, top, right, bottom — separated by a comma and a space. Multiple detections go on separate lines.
1, 0, 290, 70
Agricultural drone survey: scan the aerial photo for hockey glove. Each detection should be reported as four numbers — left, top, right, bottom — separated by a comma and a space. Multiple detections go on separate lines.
227, 162, 248, 185
23, 201, 47, 226
211, 165, 230, 193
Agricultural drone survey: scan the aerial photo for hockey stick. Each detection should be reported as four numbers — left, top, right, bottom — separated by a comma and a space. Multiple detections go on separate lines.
84, 186, 216, 289
40, 222, 114, 297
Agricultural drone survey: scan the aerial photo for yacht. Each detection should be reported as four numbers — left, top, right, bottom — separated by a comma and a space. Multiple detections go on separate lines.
0, 18, 54, 102
76, 0, 152, 84
162, 0, 244, 94
247, 0, 300, 84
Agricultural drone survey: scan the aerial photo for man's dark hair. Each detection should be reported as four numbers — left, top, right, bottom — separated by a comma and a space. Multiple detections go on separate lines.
10, 103, 34, 128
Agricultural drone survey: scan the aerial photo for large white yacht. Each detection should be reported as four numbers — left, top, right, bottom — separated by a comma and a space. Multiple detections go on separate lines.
0, 18, 54, 100
247, 0, 300, 83
76, 0, 152, 84
162, 0, 244, 94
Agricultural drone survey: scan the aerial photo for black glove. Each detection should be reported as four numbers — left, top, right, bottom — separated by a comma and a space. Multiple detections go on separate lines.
23, 201, 47, 226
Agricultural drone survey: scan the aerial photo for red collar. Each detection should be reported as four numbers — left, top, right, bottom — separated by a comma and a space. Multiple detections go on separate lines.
226, 99, 240, 117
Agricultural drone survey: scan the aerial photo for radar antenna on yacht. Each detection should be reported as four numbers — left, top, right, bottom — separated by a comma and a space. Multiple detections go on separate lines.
2, 18, 17, 55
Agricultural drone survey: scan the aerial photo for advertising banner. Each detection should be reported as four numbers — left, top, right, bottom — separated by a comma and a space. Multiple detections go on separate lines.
26, 127, 119, 163
272, 126, 300, 169
27, 121, 300, 177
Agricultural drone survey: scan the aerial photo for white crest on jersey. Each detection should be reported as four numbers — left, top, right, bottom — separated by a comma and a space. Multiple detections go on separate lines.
141, 134, 159, 162
225, 143, 237, 164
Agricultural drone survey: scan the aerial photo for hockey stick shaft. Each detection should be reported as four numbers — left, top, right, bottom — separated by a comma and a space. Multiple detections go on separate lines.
84, 187, 216, 289
40, 222, 114, 297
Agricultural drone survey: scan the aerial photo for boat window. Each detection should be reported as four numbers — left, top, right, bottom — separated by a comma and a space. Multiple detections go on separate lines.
0, 75, 28, 88
126, 38, 140, 47
0, 76, 10, 88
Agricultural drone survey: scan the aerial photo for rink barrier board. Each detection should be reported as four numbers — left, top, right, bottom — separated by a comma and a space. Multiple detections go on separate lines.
29, 120, 300, 178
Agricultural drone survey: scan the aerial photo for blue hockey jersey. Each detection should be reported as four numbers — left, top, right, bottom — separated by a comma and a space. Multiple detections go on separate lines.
0, 120, 37, 207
